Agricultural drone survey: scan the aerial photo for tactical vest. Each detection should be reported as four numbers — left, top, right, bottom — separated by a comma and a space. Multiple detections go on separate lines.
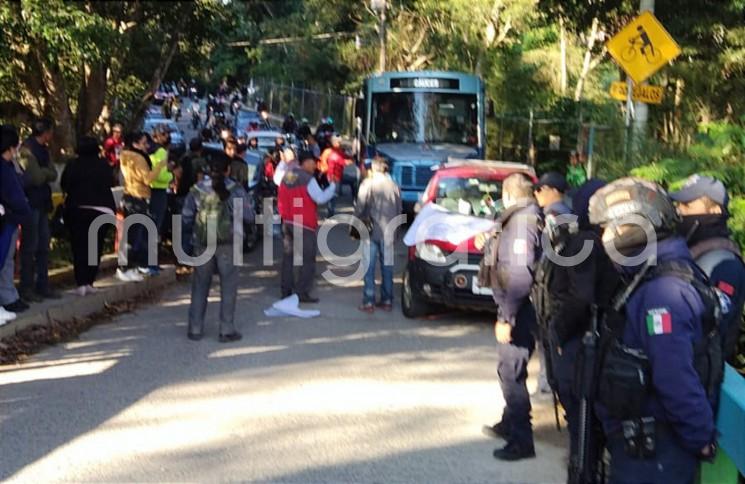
596, 260, 724, 419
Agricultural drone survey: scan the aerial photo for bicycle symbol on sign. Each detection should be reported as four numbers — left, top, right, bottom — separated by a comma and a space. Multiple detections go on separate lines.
621, 25, 661, 64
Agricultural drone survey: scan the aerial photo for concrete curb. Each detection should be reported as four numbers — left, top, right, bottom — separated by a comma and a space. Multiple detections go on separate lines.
0, 266, 177, 340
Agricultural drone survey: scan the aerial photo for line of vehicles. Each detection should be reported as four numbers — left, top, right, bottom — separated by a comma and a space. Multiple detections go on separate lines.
145, 72, 536, 317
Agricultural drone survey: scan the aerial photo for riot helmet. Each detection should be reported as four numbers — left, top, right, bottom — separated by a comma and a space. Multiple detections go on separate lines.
588, 177, 680, 253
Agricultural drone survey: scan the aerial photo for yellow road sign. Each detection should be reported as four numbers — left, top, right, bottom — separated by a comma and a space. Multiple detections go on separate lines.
606, 11, 681, 84
609, 81, 664, 104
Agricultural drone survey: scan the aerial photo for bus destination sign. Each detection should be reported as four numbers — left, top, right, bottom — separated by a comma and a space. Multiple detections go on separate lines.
390, 78, 460, 90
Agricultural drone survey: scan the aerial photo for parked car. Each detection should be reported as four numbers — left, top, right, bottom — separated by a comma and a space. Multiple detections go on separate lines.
143, 118, 186, 154
401, 160, 537, 318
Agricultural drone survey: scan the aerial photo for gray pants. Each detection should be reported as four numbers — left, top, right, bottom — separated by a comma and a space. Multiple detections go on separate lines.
281, 223, 316, 297
0, 229, 20, 305
188, 244, 239, 336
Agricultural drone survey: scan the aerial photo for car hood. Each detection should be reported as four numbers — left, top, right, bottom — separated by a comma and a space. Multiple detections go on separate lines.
375, 143, 478, 163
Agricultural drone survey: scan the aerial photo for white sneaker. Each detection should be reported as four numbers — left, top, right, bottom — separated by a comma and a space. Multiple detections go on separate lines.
116, 268, 131, 282
116, 268, 144, 282
126, 269, 145, 282
0, 306, 17, 322
86, 285, 99, 294
74, 286, 87, 296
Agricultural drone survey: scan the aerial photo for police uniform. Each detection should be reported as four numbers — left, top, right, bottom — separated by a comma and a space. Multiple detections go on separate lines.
484, 200, 541, 459
531, 180, 618, 477
671, 175, 745, 363
589, 179, 719, 484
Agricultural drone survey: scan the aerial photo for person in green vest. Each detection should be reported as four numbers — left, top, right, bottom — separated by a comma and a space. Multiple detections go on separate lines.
566, 150, 587, 188
148, 127, 174, 273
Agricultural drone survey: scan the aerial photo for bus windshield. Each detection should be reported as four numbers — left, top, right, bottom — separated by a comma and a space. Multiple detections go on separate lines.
371, 92, 478, 146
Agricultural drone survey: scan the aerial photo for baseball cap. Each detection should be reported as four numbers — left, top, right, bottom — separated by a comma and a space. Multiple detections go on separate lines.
669, 174, 728, 207
535, 171, 568, 193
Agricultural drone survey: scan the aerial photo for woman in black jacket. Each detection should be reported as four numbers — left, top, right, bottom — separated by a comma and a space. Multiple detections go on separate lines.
61, 136, 116, 296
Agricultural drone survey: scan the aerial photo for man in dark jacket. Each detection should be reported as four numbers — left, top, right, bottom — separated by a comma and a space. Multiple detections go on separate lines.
0, 125, 32, 315
18, 118, 59, 302
530, 179, 618, 480
479, 173, 541, 461
670, 175, 745, 364
532, 171, 572, 394
589, 178, 718, 483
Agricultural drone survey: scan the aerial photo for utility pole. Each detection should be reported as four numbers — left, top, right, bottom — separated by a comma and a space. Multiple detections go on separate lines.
371, 0, 387, 72
633, 0, 655, 139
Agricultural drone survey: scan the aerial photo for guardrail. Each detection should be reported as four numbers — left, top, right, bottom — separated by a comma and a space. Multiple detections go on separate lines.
252, 80, 357, 137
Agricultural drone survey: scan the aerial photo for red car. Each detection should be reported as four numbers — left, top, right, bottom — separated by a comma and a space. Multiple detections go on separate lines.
402, 160, 537, 318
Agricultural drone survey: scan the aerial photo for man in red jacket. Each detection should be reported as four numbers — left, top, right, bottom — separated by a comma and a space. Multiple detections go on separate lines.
277, 150, 336, 302
103, 123, 123, 184
324, 135, 351, 217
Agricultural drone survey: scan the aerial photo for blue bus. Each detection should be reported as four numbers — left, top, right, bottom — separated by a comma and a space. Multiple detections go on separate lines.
361, 71, 486, 211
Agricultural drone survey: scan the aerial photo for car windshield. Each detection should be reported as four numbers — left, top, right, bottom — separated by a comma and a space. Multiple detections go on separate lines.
371, 92, 478, 146
435, 176, 503, 218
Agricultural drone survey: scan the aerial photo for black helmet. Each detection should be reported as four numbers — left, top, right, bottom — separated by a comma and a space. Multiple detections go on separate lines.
589, 177, 680, 251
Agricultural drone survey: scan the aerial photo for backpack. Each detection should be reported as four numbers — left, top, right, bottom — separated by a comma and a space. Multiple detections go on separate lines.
195, 188, 234, 246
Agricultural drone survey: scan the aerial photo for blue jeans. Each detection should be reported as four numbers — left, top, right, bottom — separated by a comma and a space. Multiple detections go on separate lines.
19, 208, 50, 293
326, 183, 341, 218
0, 228, 19, 304
149, 188, 168, 236
362, 239, 394, 305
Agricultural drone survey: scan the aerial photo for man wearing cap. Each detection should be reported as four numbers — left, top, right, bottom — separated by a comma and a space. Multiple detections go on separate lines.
671, 174, 745, 362
534, 171, 571, 217
532, 171, 571, 395
277, 150, 337, 303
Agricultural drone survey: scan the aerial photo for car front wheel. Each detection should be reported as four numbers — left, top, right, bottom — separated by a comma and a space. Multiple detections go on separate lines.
401, 264, 428, 318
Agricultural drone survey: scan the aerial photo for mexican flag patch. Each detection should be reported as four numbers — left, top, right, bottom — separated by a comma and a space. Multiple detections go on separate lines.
646, 308, 672, 335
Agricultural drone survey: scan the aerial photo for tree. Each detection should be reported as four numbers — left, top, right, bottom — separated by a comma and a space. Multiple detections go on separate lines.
0, 0, 221, 156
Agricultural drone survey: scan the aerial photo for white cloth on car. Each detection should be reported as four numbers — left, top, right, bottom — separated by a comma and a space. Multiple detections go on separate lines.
403, 202, 496, 247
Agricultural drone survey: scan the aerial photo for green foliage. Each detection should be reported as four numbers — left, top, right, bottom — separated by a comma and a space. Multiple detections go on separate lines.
729, 197, 745, 250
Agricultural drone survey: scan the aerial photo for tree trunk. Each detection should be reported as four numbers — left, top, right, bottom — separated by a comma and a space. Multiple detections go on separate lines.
76, 61, 109, 137
34, 47, 76, 158
574, 16, 599, 102
673, 78, 685, 146
559, 16, 567, 96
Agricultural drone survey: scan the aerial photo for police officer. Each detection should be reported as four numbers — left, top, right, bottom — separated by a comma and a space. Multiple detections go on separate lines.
531, 179, 618, 481
478, 173, 541, 461
534, 171, 571, 217
277, 150, 336, 303
588, 178, 718, 483
670, 174, 745, 362
533, 171, 572, 394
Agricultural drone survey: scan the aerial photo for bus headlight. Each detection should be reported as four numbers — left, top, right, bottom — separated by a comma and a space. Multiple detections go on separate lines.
416, 243, 447, 264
